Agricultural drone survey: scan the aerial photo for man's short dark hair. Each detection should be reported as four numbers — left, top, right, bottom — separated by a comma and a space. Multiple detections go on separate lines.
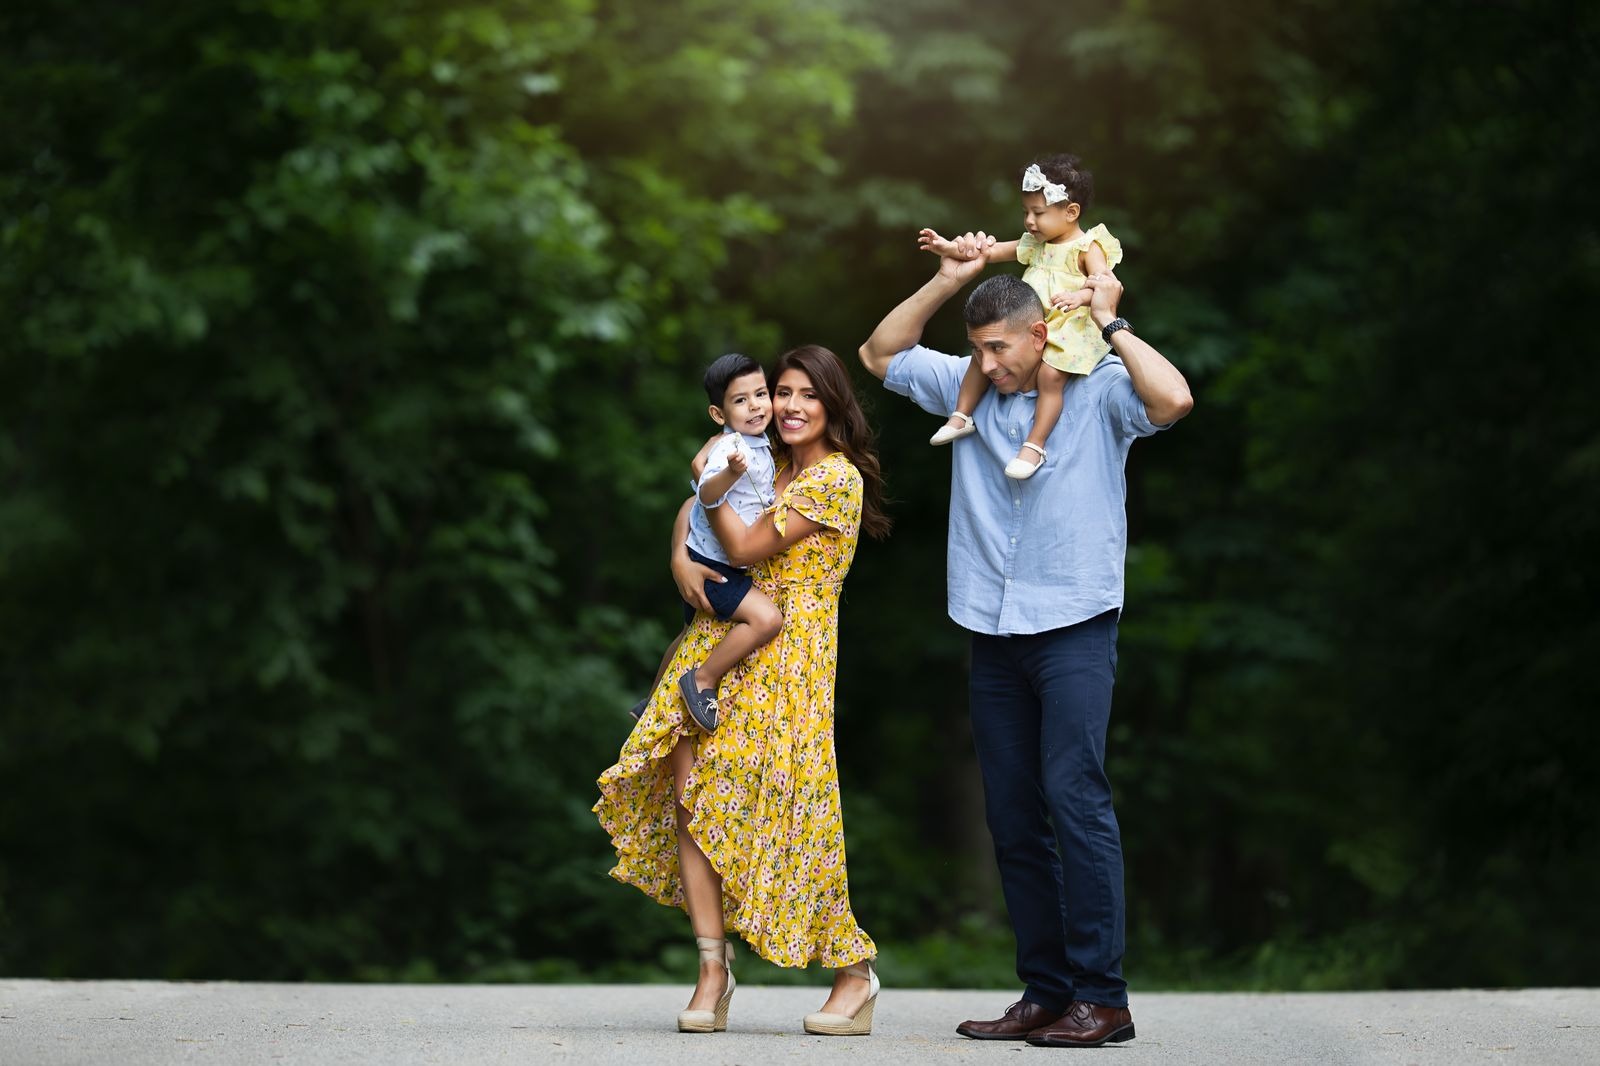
702, 352, 763, 406
963, 275, 1045, 333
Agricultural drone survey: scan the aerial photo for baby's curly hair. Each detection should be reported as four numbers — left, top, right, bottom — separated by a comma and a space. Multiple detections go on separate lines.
1022, 153, 1094, 212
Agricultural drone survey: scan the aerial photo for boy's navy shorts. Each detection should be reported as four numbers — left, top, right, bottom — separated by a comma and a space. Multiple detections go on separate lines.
682, 546, 754, 625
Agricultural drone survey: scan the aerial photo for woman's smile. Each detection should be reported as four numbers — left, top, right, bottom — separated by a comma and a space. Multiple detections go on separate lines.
773, 367, 827, 450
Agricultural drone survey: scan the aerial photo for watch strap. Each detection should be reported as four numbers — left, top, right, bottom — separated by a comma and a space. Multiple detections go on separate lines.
1100, 317, 1131, 343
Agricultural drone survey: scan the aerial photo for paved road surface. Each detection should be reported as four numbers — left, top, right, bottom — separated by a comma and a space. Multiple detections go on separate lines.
2, 981, 1596, 1065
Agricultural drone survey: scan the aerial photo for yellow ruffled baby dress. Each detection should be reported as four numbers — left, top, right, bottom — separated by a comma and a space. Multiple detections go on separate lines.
1015, 223, 1123, 375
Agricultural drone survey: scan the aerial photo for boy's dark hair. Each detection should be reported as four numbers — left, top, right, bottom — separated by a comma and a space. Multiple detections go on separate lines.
702, 352, 764, 406
1022, 153, 1094, 212
964, 275, 1045, 332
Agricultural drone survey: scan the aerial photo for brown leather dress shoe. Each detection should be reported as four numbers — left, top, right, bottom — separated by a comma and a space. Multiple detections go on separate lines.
1026, 1000, 1135, 1047
956, 999, 1066, 1040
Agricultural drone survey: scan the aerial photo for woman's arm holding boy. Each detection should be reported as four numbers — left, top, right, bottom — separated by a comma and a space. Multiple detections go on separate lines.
688, 432, 726, 480
670, 498, 722, 613
705, 491, 823, 568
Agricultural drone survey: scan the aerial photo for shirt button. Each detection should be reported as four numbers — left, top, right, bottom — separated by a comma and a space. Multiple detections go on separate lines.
1005, 578, 1012, 585
1010, 537, 1017, 545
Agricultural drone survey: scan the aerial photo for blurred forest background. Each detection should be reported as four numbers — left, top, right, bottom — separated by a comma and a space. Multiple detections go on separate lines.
3, 0, 1597, 990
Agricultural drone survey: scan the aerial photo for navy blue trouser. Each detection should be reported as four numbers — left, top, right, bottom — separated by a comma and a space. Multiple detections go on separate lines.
969, 609, 1127, 1011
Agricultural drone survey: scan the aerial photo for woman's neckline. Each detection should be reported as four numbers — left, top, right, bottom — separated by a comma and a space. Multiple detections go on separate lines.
777, 448, 842, 486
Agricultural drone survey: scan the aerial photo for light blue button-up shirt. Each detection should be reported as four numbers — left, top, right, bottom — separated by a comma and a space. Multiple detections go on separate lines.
686, 427, 775, 565
884, 344, 1170, 636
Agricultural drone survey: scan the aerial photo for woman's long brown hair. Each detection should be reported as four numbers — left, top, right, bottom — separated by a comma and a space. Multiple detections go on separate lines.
769, 345, 892, 541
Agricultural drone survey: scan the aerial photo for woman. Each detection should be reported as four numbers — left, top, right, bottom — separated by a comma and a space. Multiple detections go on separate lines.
594, 344, 892, 1035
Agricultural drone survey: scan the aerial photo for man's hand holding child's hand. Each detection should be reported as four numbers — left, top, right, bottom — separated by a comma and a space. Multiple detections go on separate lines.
918, 227, 984, 261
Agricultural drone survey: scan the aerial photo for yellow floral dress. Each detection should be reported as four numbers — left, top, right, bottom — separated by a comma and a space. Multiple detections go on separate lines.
1016, 222, 1124, 375
593, 451, 876, 969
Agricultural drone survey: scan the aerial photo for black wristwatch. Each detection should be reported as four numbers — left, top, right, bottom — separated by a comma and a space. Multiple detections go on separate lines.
1100, 317, 1132, 343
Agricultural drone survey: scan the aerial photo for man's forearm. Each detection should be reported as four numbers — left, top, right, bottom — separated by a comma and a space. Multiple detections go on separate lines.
1095, 311, 1193, 425
859, 271, 967, 380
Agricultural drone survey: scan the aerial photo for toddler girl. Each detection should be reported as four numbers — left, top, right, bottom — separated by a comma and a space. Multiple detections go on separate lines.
919, 153, 1122, 479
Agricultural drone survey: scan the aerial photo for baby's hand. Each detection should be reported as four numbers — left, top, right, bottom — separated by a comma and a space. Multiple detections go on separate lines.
918, 227, 981, 261
917, 228, 954, 256
727, 448, 749, 475
1051, 288, 1091, 312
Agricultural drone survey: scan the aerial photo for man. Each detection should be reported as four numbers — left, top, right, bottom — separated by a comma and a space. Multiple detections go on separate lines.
858, 233, 1192, 1048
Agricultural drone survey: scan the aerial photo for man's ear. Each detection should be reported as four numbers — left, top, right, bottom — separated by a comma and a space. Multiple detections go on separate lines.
1030, 319, 1050, 352
708, 404, 728, 426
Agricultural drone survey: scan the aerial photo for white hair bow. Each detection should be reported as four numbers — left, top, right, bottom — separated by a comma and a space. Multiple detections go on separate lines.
1021, 164, 1071, 205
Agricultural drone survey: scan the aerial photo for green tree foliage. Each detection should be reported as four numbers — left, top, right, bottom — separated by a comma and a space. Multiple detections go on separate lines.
0, 0, 877, 978
2, 0, 1595, 988
806, 0, 1600, 987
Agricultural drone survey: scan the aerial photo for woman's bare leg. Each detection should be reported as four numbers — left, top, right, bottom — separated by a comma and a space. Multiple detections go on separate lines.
670, 735, 728, 1012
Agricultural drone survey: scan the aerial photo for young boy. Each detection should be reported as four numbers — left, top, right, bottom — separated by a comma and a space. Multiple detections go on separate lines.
631, 353, 784, 732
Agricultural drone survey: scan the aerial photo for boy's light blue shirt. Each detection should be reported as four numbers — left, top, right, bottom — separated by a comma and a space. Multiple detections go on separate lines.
884, 344, 1171, 636
686, 428, 775, 566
